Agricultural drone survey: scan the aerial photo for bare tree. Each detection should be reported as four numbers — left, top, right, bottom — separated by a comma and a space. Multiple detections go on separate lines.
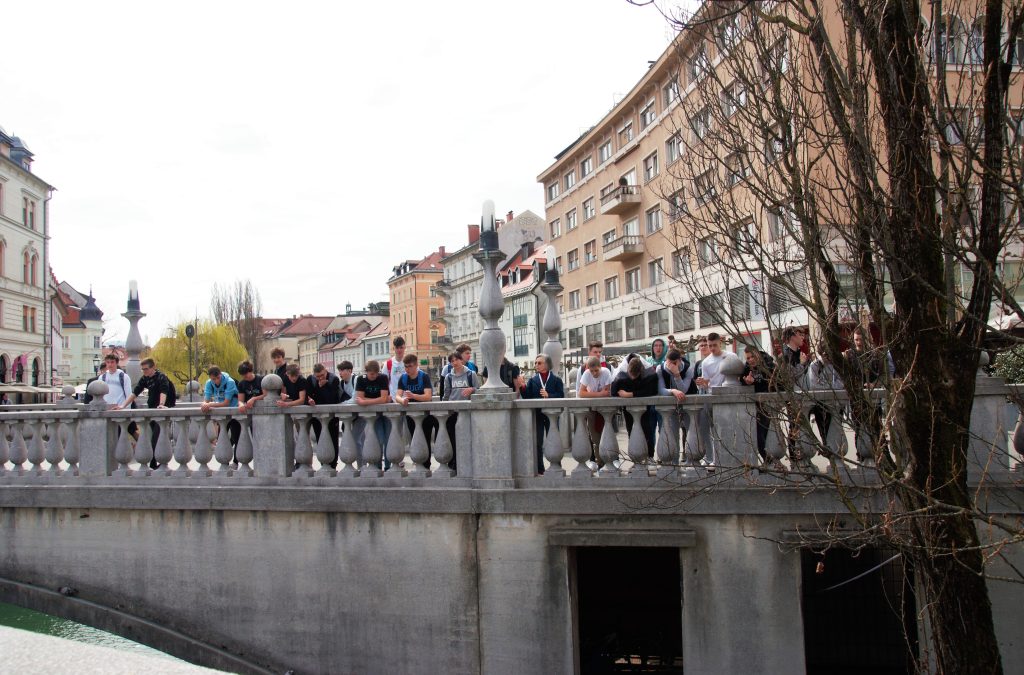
626, 0, 1024, 671
210, 280, 264, 371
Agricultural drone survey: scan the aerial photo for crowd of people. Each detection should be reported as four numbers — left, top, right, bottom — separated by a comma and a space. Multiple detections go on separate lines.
85, 325, 896, 475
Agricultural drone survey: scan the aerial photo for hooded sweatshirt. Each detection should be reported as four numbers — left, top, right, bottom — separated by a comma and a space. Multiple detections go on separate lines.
648, 338, 667, 372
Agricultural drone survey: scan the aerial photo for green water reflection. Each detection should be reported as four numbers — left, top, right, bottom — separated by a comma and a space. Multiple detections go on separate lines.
0, 601, 170, 657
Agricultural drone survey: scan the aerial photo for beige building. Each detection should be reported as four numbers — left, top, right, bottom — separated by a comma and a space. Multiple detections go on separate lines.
56, 281, 105, 386
388, 248, 446, 374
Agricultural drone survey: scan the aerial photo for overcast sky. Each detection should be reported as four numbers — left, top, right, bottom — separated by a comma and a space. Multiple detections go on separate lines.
3, 0, 683, 345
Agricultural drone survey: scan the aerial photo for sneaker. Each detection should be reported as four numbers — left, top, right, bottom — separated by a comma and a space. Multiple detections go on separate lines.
612, 458, 623, 469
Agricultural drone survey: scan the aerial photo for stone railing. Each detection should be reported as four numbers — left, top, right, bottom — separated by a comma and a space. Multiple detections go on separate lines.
0, 375, 1019, 486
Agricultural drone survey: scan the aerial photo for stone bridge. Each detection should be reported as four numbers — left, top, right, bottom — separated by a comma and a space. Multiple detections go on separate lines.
0, 377, 1022, 674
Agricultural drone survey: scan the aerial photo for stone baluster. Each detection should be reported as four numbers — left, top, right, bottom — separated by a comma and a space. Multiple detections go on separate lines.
26, 420, 46, 475
61, 420, 79, 476
133, 418, 153, 475
384, 411, 405, 475
654, 404, 680, 478
822, 394, 849, 461
44, 419, 63, 476
791, 398, 819, 473
541, 407, 566, 478
406, 412, 430, 476
314, 412, 336, 477
233, 415, 254, 477
1013, 410, 1024, 473
598, 410, 620, 475
152, 418, 173, 475
360, 414, 384, 478
685, 404, 710, 468
431, 410, 454, 478
763, 399, 787, 471
172, 417, 193, 476
0, 422, 9, 475
192, 417, 214, 478
9, 422, 27, 475
570, 410, 594, 477
292, 414, 314, 478
213, 415, 234, 473
625, 405, 649, 478
112, 420, 134, 477
337, 412, 360, 476
969, 375, 1011, 481
474, 200, 511, 393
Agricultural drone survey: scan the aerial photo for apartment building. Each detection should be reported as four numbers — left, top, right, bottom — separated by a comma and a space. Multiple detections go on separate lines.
436, 210, 547, 356
0, 126, 55, 387
497, 241, 553, 370
539, 2, 1024, 363
388, 248, 446, 374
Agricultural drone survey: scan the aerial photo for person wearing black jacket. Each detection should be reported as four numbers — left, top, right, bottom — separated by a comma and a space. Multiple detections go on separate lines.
307, 363, 342, 468
611, 356, 660, 458
481, 357, 523, 391
741, 349, 775, 462
118, 357, 177, 469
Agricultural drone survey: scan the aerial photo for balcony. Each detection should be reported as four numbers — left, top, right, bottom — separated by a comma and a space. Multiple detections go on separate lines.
433, 279, 452, 295
600, 185, 641, 215
603, 234, 645, 261
433, 335, 453, 345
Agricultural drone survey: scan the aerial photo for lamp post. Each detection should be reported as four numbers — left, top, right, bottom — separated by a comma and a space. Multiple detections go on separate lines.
92, 357, 101, 377
185, 324, 196, 402
473, 200, 509, 392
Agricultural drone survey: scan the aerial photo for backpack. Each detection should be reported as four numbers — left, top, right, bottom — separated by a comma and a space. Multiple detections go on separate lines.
103, 370, 136, 408
399, 371, 428, 394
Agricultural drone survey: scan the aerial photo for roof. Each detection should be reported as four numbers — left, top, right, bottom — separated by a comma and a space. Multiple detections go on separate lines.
265, 316, 335, 338
363, 318, 390, 338
499, 244, 551, 297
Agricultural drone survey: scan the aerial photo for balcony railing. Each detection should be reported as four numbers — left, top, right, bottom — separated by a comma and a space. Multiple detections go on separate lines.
602, 234, 645, 261
600, 185, 641, 215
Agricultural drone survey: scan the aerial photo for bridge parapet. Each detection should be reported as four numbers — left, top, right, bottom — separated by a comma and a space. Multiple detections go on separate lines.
0, 381, 1018, 487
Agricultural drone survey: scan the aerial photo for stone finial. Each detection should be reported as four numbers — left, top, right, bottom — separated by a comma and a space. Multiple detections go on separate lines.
86, 379, 109, 409
718, 352, 745, 386
61, 385, 76, 398
260, 373, 284, 406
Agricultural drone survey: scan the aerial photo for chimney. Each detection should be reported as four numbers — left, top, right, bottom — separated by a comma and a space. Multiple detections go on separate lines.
507, 210, 514, 222
468, 224, 480, 244
439, 246, 446, 257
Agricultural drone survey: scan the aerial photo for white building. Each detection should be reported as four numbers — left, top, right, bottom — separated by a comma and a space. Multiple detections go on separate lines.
56, 281, 105, 386
437, 210, 547, 355
0, 127, 54, 389
497, 242, 553, 372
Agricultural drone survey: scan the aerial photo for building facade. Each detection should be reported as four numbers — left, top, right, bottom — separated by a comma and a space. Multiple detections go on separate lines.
57, 281, 104, 386
0, 127, 54, 387
437, 211, 547, 356
388, 248, 446, 374
497, 241, 552, 371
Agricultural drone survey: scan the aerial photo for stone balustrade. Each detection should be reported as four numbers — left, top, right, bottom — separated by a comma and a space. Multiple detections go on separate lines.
0, 379, 1018, 486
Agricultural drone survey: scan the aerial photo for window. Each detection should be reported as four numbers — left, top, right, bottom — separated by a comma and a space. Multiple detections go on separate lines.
547, 182, 560, 201
699, 293, 726, 328
719, 13, 741, 52
599, 140, 613, 164
430, 307, 438, 320
769, 38, 790, 74
673, 248, 692, 278
569, 327, 583, 349
585, 322, 602, 345
605, 276, 619, 300
583, 198, 596, 221
585, 283, 599, 306
581, 156, 593, 178
603, 229, 617, 245
730, 285, 751, 320
649, 308, 669, 335
550, 218, 562, 239
30, 254, 37, 287
968, 17, 985, 65
698, 236, 719, 267
619, 120, 635, 145
567, 249, 580, 272
935, 15, 968, 65
767, 205, 795, 240
604, 318, 623, 343
673, 303, 695, 332
668, 190, 687, 223
665, 133, 682, 165
93, 336, 101, 349
722, 82, 747, 117
646, 206, 663, 234
569, 290, 581, 310
22, 305, 36, 332
648, 258, 665, 286
640, 100, 656, 128
691, 108, 710, 142
766, 125, 785, 162
663, 79, 680, 107
695, 170, 717, 205
689, 46, 709, 82
621, 168, 637, 188
768, 271, 808, 314
623, 218, 640, 237
584, 240, 597, 264
626, 267, 641, 293
942, 108, 972, 145
725, 152, 749, 187
22, 198, 29, 228
555, 256, 564, 275
566, 208, 578, 231
643, 152, 659, 183
564, 170, 577, 191
625, 314, 646, 341
22, 251, 29, 284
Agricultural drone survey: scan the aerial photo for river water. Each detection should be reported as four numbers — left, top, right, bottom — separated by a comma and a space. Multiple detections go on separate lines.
0, 601, 218, 672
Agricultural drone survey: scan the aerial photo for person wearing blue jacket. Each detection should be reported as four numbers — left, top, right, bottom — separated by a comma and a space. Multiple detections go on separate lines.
522, 353, 564, 474
201, 365, 240, 448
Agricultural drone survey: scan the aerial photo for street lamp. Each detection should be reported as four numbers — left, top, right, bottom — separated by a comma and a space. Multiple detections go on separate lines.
185, 324, 196, 402
92, 357, 100, 376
